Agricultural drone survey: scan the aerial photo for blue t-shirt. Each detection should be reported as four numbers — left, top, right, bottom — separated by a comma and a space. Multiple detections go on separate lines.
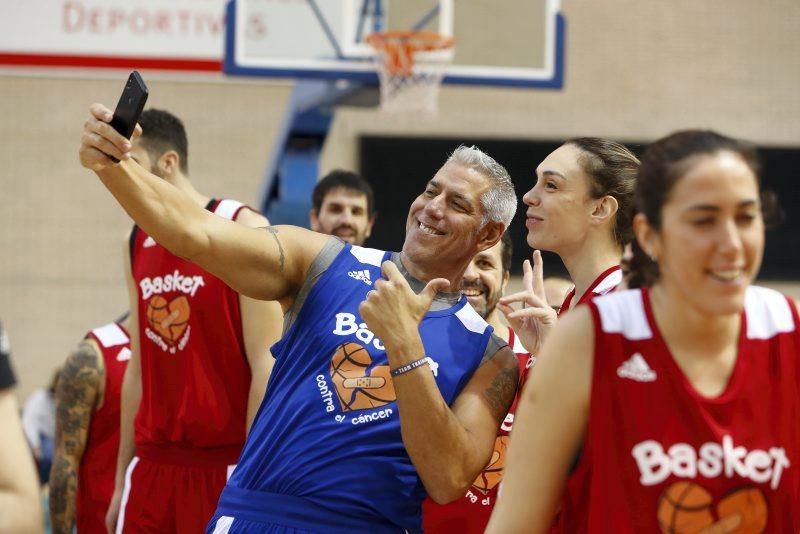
223, 244, 493, 531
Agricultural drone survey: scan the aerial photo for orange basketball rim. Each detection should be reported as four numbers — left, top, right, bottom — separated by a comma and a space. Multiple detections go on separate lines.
366, 31, 455, 77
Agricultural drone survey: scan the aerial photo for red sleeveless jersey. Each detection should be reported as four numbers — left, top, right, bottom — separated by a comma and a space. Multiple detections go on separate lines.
130, 199, 251, 463
558, 264, 622, 317
77, 321, 130, 534
423, 269, 625, 531
422, 328, 535, 533
556, 286, 800, 533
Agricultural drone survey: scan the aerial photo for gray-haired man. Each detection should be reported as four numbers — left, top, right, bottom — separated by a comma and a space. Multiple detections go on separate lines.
80, 105, 518, 533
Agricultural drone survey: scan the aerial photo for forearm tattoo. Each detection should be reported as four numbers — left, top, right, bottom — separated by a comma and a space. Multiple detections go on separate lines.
483, 351, 519, 422
50, 341, 102, 533
262, 226, 285, 272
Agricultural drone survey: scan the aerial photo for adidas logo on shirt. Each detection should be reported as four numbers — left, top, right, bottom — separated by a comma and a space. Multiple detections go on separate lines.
348, 270, 372, 286
143, 236, 157, 248
617, 353, 657, 382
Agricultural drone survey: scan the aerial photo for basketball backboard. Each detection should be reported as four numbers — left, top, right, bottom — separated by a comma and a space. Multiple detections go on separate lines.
224, 0, 565, 88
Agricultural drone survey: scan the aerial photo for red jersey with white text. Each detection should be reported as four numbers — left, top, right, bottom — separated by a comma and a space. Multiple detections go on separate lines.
422, 328, 534, 533
558, 265, 622, 316
130, 199, 251, 463
77, 321, 130, 534
555, 286, 800, 533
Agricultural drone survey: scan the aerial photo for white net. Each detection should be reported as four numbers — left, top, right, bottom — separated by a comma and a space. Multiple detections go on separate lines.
368, 32, 455, 114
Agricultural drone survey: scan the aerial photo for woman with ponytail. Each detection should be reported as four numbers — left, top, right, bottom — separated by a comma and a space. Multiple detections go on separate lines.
498, 137, 639, 354
487, 130, 800, 533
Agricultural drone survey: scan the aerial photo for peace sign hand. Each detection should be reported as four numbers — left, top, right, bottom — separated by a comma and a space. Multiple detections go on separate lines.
497, 250, 557, 355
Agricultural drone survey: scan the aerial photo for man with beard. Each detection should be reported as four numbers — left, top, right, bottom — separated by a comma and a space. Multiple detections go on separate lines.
422, 231, 533, 533
104, 109, 283, 533
310, 170, 376, 246
457, 232, 515, 343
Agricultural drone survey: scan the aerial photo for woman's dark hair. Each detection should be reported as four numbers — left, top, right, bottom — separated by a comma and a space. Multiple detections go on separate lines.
627, 129, 781, 289
566, 137, 640, 247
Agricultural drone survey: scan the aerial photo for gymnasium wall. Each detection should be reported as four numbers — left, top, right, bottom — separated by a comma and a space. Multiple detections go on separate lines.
0, 76, 292, 399
1, 0, 798, 399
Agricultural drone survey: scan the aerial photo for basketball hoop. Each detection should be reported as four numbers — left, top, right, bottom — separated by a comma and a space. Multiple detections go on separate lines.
366, 31, 455, 114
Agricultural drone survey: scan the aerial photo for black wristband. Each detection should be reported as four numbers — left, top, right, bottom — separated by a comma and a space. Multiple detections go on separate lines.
390, 356, 430, 378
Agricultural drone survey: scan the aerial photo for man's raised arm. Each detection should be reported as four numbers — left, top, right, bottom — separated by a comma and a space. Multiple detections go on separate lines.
79, 103, 328, 305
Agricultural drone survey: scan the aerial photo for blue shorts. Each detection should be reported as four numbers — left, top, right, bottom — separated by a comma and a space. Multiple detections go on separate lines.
208, 515, 315, 534
207, 486, 407, 534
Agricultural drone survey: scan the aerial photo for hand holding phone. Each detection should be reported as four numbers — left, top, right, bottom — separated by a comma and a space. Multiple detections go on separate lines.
109, 71, 149, 161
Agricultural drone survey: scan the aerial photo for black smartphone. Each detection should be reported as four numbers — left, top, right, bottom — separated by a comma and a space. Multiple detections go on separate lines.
110, 71, 148, 139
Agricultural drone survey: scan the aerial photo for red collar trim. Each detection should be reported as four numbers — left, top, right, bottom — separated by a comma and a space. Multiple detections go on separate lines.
558, 265, 622, 316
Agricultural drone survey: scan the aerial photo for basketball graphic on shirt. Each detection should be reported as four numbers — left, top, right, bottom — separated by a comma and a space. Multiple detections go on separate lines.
657, 482, 768, 534
472, 435, 508, 495
716, 487, 768, 533
657, 482, 714, 533
146, 295, 190, 345
330, 342, 396, 411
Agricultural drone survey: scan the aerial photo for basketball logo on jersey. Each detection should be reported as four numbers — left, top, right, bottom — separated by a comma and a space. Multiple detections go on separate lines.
144, 295, 191, 353
472, 435, 508, 495
139, 270, 204, 354
632, 437, 790, 490
329, 342, 396, 411
657, 482, 767, 533
139, 270, 205, 299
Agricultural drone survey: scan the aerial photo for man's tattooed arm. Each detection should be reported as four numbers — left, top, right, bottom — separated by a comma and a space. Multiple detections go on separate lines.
482, 347, 520, 423
49, 340, 102, 534
261, 226, 285, 273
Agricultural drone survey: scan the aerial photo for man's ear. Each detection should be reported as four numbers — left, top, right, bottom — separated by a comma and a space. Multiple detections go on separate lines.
156, 150, 181, 179
477, 221, 504, 253
309, 209, 320, 232
590, 195, 619, 227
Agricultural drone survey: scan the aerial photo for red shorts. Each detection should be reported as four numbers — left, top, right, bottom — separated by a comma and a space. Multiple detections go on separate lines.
76, 497, 108, 534
116, 456, 234, 534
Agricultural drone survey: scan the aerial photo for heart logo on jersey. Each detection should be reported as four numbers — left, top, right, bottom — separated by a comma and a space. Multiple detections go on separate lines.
329, 342, 396, 412
657, 482, 767, 533
146, 295, 191, 346
472, 435, 509, 495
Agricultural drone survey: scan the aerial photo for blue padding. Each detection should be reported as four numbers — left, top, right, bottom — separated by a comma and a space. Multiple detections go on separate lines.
265, 199, 312, 228
278, 147, 321, 200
